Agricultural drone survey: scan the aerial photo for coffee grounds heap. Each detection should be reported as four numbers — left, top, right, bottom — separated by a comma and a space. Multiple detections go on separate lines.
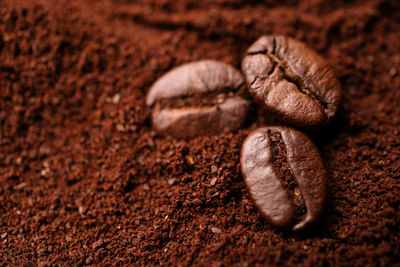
0, 0, 399, 266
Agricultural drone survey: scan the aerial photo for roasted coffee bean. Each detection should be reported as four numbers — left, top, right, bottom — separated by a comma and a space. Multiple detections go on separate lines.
242, 35, 341, 129
146, 60, 251, 139
240, 126, 326, 231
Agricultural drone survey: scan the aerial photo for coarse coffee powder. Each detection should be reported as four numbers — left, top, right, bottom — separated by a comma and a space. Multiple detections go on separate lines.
0, 0, 399, 265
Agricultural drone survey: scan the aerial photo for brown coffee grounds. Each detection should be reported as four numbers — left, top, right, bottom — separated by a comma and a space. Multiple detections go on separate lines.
0, 0, 399, 266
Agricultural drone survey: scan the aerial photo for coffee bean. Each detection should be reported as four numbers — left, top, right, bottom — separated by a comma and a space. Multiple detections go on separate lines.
240, 126, 326, 231
146, 60, 251, 139
242, 35, 341, 128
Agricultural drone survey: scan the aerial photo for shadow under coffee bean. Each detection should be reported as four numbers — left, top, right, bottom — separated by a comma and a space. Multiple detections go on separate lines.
242, 35, 342, 129
146, 60, 251, 139
240, 126, 327, 231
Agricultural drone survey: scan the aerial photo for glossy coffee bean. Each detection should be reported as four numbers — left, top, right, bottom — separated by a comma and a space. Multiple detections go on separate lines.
242, 35, 341, 129
240, 126, 326, 231
146, 60, 251, 139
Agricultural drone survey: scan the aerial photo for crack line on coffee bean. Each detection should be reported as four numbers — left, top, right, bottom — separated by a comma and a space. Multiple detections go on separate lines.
267, 130, 306, 223
198, 74, 212, 92
249, 76, 266, 87
247, 50, 267, 56
272, 37, 277, 55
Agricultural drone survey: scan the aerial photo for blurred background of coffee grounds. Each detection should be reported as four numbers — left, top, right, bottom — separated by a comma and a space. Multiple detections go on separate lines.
0, 0, 399, 265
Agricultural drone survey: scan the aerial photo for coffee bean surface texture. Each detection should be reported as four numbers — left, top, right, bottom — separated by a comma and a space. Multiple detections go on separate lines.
240, 126, 327, 231
147, 60, 251, 139
242, 35, 341, 128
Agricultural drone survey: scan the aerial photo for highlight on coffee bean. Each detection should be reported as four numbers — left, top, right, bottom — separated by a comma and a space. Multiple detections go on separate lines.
146, 60, 252, 139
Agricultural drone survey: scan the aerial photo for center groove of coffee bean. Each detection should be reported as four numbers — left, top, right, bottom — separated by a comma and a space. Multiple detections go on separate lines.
154, 84, 249, 109
267, 130, 307, 222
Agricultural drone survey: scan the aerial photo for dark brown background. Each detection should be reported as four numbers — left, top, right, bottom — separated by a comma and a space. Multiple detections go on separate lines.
0, 0, 399, 265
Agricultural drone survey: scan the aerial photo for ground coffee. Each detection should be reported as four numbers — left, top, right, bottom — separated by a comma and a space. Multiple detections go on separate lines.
1, 0, 399, 265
